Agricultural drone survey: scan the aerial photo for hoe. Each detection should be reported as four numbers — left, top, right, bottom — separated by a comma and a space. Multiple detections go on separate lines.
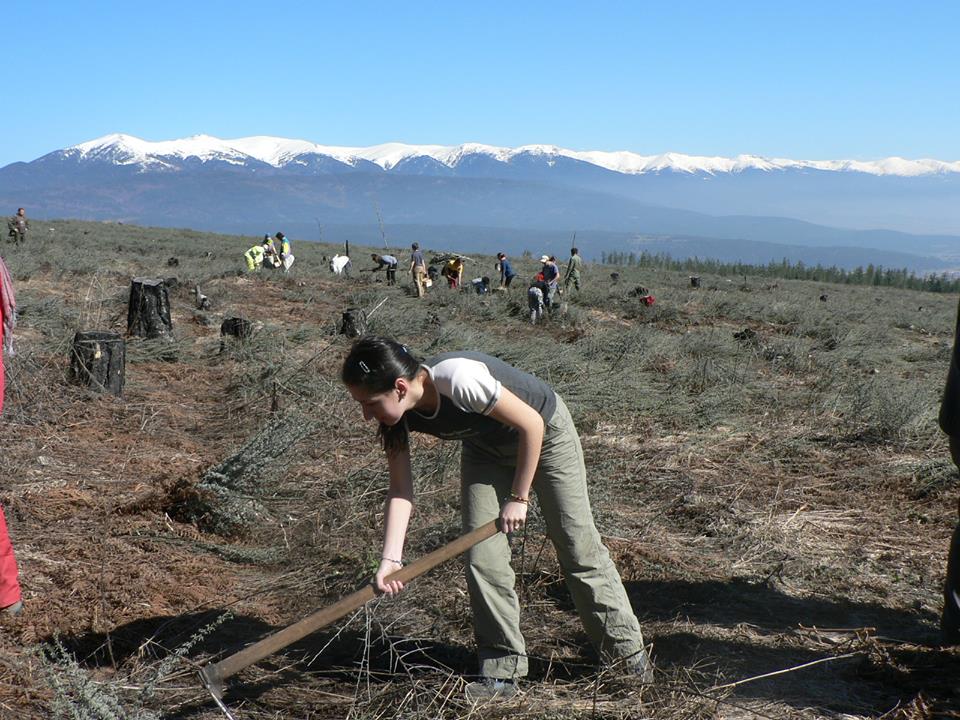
198, 519, 500, 712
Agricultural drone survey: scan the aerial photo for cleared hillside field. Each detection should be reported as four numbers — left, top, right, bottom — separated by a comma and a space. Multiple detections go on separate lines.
0, 220, 957, 719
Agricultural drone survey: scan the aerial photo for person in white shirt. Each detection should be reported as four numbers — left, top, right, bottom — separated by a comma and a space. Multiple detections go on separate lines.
341, 337, 652, 701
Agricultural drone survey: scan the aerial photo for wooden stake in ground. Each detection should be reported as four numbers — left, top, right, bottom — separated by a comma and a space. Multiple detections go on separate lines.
70, 331, 125, 396
127, 277, 173, 338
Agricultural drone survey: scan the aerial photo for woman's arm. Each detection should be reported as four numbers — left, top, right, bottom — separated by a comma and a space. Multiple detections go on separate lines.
486, 387, 545, 532
376, 448, 415, 595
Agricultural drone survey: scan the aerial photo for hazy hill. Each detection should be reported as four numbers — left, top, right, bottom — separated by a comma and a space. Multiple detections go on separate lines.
0, 168, 954, 273
1, 134, 958, 273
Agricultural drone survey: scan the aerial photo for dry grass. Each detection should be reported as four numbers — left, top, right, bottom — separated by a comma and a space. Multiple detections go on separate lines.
0, 220, 957, 718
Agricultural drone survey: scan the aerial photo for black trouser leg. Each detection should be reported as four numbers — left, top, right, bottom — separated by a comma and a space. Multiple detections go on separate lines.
943, 520, 960, 644
943, 436, 960, 644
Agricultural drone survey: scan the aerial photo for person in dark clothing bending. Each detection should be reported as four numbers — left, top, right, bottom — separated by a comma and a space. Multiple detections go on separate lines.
496, 253, 517, 289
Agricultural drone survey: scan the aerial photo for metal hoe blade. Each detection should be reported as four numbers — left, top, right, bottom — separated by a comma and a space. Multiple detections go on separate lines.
198, 664, 224, 700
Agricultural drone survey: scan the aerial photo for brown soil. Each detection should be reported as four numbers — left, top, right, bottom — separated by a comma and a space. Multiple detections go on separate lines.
0, 263, 958, 720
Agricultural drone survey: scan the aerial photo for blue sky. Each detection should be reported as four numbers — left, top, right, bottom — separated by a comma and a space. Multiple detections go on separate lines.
2, 0, 958, 168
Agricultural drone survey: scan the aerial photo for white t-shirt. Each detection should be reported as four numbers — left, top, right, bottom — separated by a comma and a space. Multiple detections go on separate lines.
403, 351, 557, 446
330, 255, 351, 274
421, 358, 502, 416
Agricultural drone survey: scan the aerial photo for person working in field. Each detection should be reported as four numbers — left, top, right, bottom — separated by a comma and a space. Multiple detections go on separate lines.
6, 208, 27, 245
940, 296, 960, 643
539, 255, 560, 309
329, 253, 352, 275
370, 253, 399, 285
441, 256, 465, 289
262, 234, 282, 269
564, 247, 583, 292
341, 337, 652, 701
276, 232, 294, 272
470, 276, 491, 295
244, 238, 272, 272
496, 253, 517, 289
410, 242, 427, 297
527, 277, 548, 324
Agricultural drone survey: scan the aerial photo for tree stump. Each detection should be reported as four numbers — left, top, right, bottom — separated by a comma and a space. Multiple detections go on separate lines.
220, 317, 253, 339
127, 277, 173, 338
70, 331, 125, 396
220, 317, 254, 353
340, 308, 367, 338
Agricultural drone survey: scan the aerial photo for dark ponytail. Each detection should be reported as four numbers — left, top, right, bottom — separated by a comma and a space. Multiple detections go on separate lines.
341, 336, 422, 453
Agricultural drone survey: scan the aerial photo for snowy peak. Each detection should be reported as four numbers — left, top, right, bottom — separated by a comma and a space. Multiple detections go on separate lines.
59, 134, 960, 177
69, 133, 254, 169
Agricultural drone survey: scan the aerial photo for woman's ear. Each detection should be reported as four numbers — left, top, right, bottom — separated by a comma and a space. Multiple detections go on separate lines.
395, 377, 409, 399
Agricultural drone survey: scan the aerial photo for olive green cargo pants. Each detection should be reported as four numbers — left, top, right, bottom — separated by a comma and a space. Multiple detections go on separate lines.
460, 396, 646, 679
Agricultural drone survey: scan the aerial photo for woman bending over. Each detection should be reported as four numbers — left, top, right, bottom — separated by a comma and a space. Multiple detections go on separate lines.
341, 337, 651, 700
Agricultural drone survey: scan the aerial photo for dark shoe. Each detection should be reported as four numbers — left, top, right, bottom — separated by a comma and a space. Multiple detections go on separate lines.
942, 586, 960, 645
2, 600, 22, 617
942, 522, 960, 645
464, 677, 520, 703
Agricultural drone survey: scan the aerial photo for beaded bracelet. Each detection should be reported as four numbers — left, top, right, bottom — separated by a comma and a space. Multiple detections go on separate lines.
507, 492, 529, 504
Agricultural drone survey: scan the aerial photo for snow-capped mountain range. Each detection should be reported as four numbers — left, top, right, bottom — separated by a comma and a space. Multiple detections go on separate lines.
2, 133, 959, 272
64, 133, 960, 177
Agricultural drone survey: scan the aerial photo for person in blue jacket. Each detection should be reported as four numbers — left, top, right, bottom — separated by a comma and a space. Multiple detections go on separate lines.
496, 253, 517, 289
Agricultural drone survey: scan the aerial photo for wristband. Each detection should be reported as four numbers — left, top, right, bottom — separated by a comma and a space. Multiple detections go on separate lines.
382, 556, 403, 566
507, 492, 529, 504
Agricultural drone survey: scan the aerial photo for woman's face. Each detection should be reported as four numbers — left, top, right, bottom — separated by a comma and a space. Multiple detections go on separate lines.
347, 383, 406, 426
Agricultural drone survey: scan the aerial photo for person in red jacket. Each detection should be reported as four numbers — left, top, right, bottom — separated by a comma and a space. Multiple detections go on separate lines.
0, 254, 23, 616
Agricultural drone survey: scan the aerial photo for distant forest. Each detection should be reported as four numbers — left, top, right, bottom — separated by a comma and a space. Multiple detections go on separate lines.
600, 250, 960, 294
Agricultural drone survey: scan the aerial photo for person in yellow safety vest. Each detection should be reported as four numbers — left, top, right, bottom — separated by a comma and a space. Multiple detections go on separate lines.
244, 239, 269, 271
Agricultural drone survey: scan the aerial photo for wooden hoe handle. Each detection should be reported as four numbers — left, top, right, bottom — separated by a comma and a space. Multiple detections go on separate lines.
200, 519, 500, 697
